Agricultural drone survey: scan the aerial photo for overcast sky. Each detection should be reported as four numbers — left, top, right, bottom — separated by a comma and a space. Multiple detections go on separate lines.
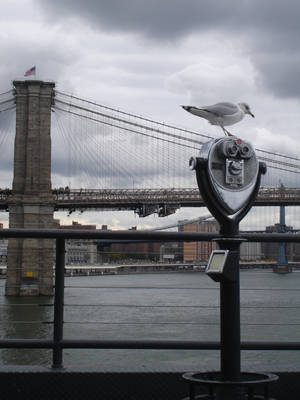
0, 0, 300, 229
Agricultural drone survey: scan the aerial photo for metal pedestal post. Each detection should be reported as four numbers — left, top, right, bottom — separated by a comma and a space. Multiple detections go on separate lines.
218, 237, 241, 385
182, 233, 279, 399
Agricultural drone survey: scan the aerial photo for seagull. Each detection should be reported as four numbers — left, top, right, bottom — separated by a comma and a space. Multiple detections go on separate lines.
181, 102, 255, 136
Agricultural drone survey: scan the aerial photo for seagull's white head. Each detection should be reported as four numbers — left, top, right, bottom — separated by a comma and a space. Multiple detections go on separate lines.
238, 102, 255, 118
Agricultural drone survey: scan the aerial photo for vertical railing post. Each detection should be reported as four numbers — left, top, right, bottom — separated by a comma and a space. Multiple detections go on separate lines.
52, 237, 65, 368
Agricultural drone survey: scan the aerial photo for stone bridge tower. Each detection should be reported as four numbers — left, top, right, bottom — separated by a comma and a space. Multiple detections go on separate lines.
6, 80, 55, 296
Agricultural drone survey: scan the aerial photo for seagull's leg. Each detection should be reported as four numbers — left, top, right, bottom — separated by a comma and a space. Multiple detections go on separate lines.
222, 126, 233, 136
221, 126, 227, 136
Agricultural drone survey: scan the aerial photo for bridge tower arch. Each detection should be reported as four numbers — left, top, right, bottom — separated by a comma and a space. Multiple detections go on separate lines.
6, 80, 55, 296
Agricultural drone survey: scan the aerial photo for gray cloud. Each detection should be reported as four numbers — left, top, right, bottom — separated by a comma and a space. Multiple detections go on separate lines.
37, 0, 300, 41
255, 52, 300, 99
37, 0, 300, 100
38, 0, 233, 39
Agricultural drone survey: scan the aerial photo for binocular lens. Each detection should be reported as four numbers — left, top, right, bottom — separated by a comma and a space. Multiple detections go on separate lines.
240, 145, 253, 159
219, 140, 253, 159
228, 144, 238, 156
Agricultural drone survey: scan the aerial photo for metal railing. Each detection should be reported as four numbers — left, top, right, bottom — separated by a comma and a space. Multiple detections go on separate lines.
1, 228, 300, 369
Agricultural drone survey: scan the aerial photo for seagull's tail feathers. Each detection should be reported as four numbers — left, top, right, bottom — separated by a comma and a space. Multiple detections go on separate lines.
181, 105, 212, 120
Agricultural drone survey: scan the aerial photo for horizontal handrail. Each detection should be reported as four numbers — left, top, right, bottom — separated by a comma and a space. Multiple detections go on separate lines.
0, 339, 300, 351
0, 228, 300, 242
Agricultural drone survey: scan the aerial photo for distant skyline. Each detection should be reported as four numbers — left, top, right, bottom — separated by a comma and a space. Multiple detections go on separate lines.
0, 0, 299, 230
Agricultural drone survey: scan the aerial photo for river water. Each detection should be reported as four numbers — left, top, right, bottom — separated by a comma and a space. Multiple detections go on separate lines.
0, 270, 300, 371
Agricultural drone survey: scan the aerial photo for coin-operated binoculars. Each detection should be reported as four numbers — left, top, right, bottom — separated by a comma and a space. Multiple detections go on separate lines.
189, 136, 265, 237
189, 136, 266, 282
183, 137, 278, 399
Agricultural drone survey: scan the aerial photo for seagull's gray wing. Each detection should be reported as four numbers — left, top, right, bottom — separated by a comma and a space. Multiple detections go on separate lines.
201, 102, 239, 117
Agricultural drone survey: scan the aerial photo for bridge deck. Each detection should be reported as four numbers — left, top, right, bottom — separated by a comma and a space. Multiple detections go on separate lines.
0, 187, 299, 212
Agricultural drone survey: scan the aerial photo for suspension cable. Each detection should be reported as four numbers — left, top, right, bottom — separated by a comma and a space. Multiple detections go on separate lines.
55, 90, 212, 141
0, 98, 15, 107
0, 89, 13, 97
53, 106, 300, 175
56, 90, 300, 163
54, 99, 204, 146
54, 106, 200, 151
0, 105, 16, 113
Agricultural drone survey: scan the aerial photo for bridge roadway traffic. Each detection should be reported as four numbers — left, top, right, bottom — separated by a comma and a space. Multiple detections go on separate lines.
0, 187, 299, 216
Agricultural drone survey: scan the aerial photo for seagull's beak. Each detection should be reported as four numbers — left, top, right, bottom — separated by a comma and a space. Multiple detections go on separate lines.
249, 111, 255, 118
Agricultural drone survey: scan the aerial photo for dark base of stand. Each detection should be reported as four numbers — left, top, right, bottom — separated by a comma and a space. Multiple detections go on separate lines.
182, 396, 276, 399
182, 371, 278, 400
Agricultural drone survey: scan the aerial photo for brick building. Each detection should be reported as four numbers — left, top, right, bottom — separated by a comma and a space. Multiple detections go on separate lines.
108, 227, 161, 263
179, 220, 219, 262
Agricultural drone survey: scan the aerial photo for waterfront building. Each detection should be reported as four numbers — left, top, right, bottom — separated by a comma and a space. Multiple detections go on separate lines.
240, 242, 262, 261
261, 223, 300, 261
159, 242, 181, 263
65, 240, 97, 265
180, 220, 219, 262
109, 226, 161, 263
0, 223, 7, 264
57, 220, 98, 265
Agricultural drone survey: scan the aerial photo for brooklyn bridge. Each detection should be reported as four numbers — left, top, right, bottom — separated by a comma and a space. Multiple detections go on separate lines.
0, 79, 300, 295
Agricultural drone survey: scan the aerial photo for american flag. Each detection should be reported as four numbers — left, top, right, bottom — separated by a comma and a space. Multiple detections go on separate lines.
24, 66, 36, 77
